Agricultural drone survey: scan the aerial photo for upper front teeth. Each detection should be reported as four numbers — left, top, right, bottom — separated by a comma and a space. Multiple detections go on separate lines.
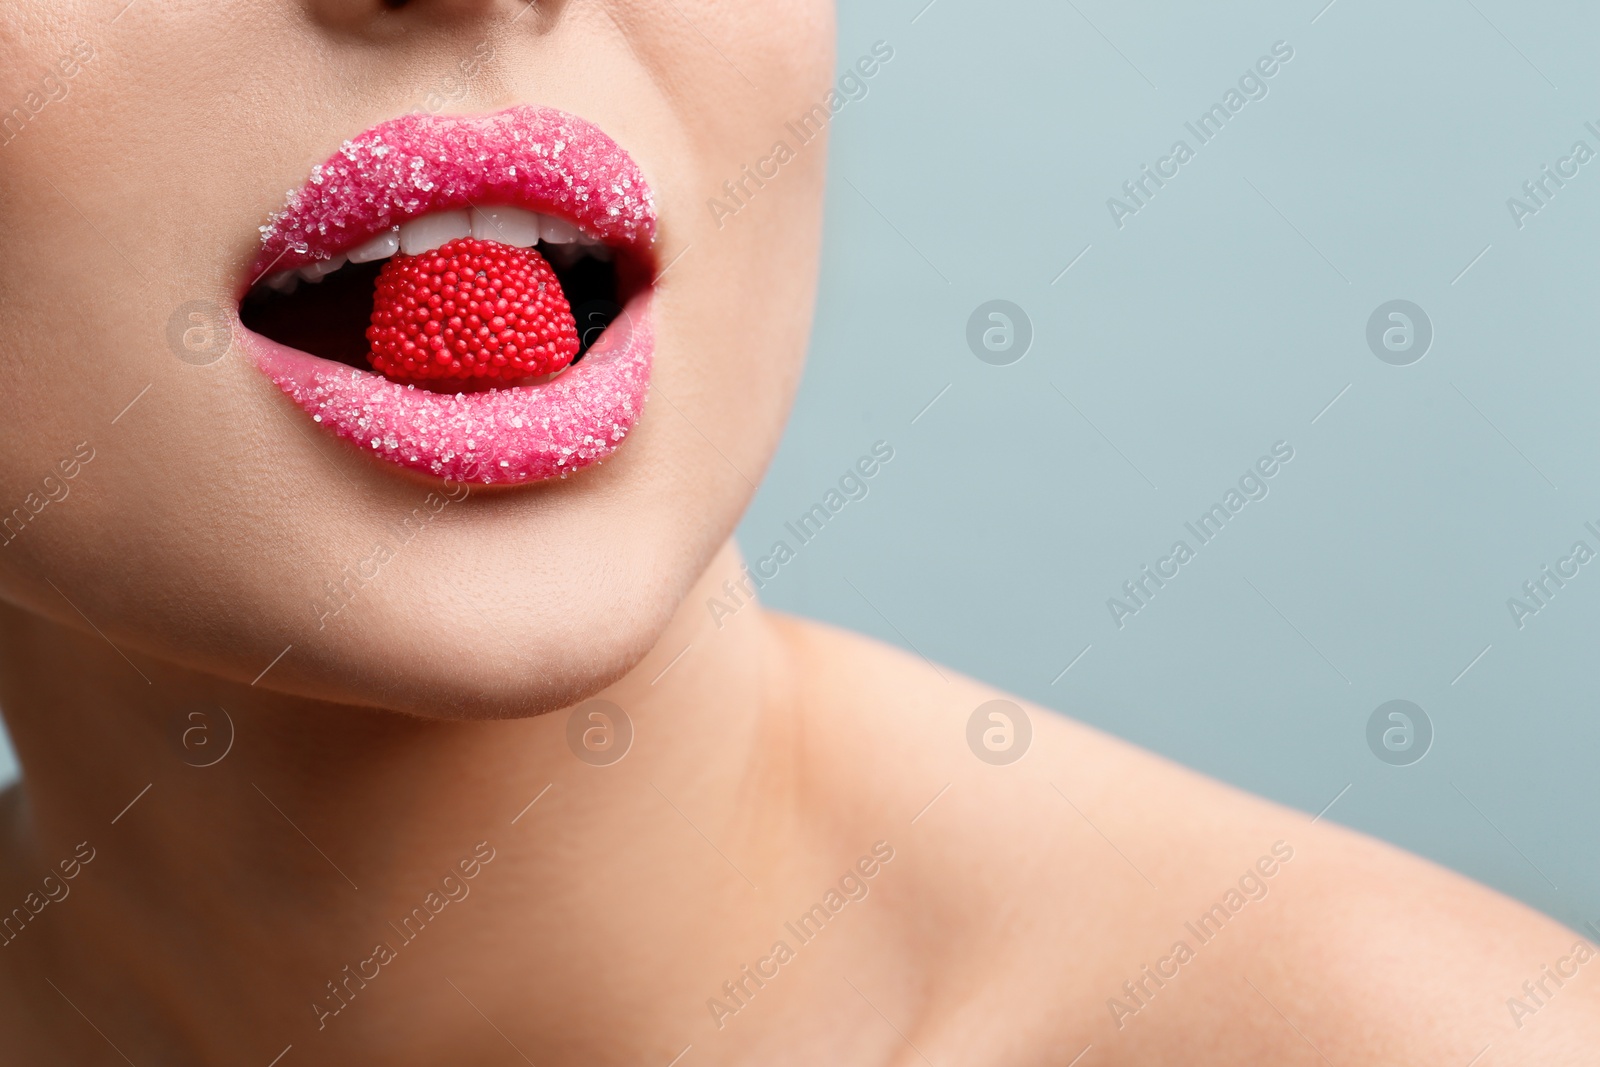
539, 216, 579, 245
400, 209, 473, 255
470, 207, 541, 248
302, 254, 346, 279
348, 228, 400, 263
267, 207, 609, 289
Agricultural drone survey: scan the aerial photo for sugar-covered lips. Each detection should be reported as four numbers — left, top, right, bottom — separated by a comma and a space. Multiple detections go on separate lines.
239, 105, 657, 486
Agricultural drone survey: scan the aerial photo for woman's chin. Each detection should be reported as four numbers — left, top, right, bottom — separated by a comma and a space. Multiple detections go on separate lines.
247, 583, 679, 722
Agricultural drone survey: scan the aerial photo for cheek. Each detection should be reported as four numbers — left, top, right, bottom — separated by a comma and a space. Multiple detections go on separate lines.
621, 0, 836, 106
613, 0, 835, 484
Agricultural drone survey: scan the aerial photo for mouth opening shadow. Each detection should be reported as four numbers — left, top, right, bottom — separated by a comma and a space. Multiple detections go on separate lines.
240, 250, 623, 374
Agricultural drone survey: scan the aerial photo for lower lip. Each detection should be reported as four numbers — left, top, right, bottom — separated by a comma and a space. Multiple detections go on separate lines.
243, 292, 653, 486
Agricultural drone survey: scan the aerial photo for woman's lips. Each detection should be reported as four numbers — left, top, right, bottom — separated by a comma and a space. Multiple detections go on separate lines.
242, 105, 657, 486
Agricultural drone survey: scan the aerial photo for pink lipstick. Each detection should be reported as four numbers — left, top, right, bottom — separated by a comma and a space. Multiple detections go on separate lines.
240, 105, 657, 486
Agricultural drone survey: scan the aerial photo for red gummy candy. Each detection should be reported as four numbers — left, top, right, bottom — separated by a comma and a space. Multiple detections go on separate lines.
366, 237, 579, 383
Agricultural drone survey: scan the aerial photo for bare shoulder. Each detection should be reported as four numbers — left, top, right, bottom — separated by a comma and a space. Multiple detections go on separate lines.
772, 614, 1600, 1065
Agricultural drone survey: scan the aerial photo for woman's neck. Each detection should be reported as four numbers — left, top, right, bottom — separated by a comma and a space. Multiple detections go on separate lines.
0, 541, 816, 1065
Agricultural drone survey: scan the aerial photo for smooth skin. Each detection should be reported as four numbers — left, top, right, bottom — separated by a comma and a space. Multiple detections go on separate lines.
0, 1, 1595, 1063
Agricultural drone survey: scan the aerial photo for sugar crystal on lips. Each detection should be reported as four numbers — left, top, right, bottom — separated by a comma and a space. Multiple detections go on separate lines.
254, 107, 654, 277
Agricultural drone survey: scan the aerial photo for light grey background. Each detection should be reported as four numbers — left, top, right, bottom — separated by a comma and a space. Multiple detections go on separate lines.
3, 0, 1596, 933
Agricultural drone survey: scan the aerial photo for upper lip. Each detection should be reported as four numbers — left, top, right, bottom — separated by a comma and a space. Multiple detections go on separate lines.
247, 104, 657, 287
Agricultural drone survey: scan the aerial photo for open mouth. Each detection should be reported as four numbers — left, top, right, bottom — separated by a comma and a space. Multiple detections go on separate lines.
242, 208, 629, 385
238, 105, 657, 486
